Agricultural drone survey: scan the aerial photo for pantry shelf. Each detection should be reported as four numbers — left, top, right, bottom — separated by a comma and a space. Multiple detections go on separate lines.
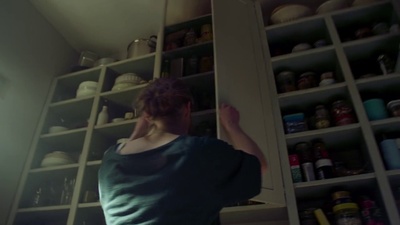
371, 117, 400, 133
165, 13, 212, 33
78, 202, 101, 208
271, 46, 334, 63
29, 163, 79, 173
220, 204, 288, 224
294, 173, 376, 199
162, 41, 213, 59
17, 205, 71, 213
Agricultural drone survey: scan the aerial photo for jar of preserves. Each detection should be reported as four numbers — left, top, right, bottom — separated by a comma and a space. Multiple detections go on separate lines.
297, 72, 317, 90
333, 203, 362, 225
331, 100, 356, 126
314, 105, 330, 129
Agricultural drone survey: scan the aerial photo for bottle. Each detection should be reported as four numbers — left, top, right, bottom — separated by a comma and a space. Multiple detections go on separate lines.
288, 153, 303, 183
161, 59, 170, 78
295, 142, 316, 181
96, 106, 109, 125
313, 140, 334, 180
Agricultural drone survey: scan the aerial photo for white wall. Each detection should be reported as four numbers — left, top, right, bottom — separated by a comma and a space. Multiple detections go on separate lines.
0, 0, 77, 224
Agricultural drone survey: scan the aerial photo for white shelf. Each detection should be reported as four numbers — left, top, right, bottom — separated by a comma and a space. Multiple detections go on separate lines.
294, 173, 376, 199
342, 32, 400, 48
387, 169, 400, 178
57, 67, 101, 80
278, 83, 347, 109
285, 123, 361, 146
100, 83, 148, 107
40, 127, 87, 138
87, 160, 102, 166
50, 95, 94, 107
356, 73, 400, 91
265, 14, 324, 32
271, 46, 334, 63
371, 117, 400, 133
39, 127, 87, 151
163, 41, 214, 59
17, 205, 70, 213
221, 204, 287, 224
30, 163, 79, 173
78, 202, 101, 208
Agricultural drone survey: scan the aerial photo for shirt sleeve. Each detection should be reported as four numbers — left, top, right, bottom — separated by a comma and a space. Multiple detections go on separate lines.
201, 138, 262, 205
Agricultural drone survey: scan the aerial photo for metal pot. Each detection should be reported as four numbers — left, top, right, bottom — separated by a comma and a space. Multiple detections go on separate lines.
127, 35, 157, 59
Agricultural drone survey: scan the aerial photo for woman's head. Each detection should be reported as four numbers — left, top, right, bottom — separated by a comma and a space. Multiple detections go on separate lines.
134, 77, 192, 122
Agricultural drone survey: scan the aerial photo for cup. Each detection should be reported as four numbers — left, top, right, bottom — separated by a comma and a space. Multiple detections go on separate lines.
380, 139, 400, 170
363, 98, 388, 121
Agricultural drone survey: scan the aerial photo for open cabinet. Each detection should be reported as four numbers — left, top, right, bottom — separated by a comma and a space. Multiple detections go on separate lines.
6, 0, 289, 224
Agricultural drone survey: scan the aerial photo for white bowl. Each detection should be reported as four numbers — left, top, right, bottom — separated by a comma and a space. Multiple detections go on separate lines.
78, 81, 98, 89
319, 78, 336, 86
112, 118, 125, 123
94, 58, 115, 67
111, 83, 135, 91
115, 73, 145, 85
41, 151, 75, 167
316, 0, 349, 14
49, 126, 68, 133
76, 88, 96, 98
270, 4, 313, 25
292, 43, 312, 52
40, 157, 74, 167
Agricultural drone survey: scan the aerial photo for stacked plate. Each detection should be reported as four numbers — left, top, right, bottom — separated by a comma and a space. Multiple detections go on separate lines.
112, 73, 146, 91
40, 151, 75, 167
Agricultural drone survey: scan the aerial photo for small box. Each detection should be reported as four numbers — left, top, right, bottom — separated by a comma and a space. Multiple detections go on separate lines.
283, 113, 308, 134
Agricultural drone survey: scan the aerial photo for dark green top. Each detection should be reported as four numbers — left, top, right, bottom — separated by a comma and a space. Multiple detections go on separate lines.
98, 135, 261, 225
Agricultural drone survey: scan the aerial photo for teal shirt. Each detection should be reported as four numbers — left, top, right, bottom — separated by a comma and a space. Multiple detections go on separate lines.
98, 135, 261, 225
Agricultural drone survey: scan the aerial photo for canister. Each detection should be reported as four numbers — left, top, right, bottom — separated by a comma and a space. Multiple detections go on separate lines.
363, 98, 388, 121
127, 36, 157, 59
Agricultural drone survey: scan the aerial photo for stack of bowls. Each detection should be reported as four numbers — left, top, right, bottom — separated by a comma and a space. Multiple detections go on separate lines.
112, 73, 146, 91
76, 81, 98, 98
40, 151, 75, 167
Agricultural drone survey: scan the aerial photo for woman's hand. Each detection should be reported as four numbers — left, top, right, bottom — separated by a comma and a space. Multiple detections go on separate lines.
129, 115, 152, 140
219, 103, 240, 131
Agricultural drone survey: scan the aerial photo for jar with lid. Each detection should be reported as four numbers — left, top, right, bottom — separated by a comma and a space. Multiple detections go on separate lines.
332, 191, 352, 206
297, 72, 317, 90
314, 105, 330, 129
184, 28, 197, 46
333, 203, 362, 225
276, 71, 296, 93
331, 100, 356, 126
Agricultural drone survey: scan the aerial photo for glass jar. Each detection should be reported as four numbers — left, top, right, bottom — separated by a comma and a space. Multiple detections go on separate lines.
297, 72, 317, 90
333, 203, 362, 225
331, 100, 356, 126
314, 105, 330, 129
276, 71, 296, 93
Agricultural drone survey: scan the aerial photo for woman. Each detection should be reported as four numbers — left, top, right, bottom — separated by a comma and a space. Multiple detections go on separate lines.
98, 77, 267, 225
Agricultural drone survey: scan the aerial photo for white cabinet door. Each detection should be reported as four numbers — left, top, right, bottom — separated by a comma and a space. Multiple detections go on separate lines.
212, 0, 285, 205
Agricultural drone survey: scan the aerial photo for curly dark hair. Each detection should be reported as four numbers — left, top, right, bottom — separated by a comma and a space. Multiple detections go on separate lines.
134, 78, 192, 119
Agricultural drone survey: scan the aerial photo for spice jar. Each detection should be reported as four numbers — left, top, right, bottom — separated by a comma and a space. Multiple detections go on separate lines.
333, 203, 362, 225
276, 71, 296, 93
184, 29, 197, 46
331, 100, 356, 126
314, 105, 330, 129
319, 72, 336, 86
332, 191, 352, 206
297, 72, 317, 90
387, 100, 400, 117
